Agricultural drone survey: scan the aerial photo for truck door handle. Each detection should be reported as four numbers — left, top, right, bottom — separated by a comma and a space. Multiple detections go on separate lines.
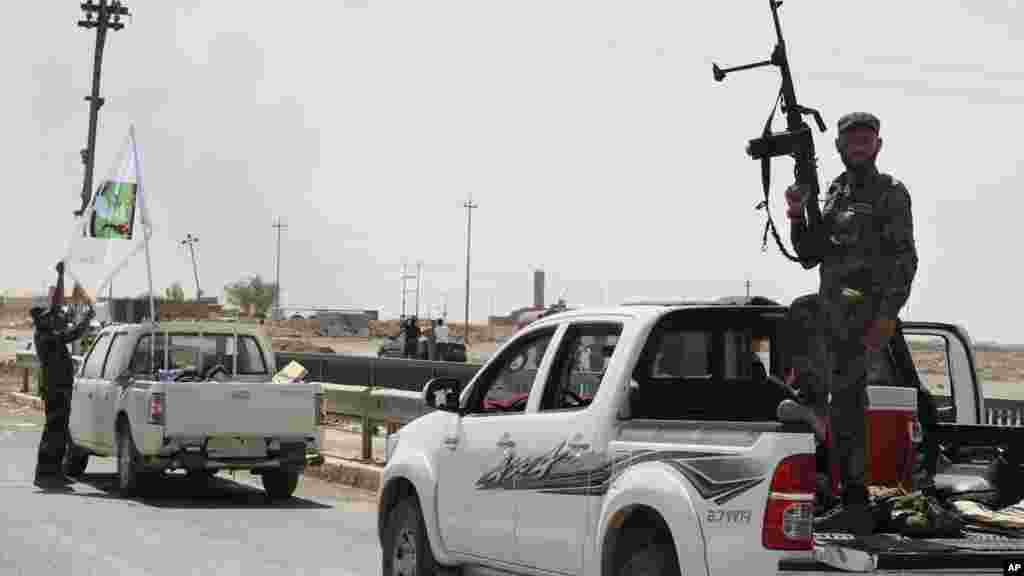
444, 437, 459, 449
497, 439, 516, 449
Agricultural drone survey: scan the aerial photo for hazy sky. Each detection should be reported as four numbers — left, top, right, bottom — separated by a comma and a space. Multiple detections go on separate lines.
4, 1, 1023, 343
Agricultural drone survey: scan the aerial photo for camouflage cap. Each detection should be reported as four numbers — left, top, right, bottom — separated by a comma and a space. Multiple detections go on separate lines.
837, 112, 880, 134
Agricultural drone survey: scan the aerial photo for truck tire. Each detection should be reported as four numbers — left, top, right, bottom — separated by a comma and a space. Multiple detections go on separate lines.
63, 438, 89, 478
381, 496, 440, 576
618, 544, 674, 576
262, 466, 300, 500
616, 525, 680, 576
116, 427, 154, 495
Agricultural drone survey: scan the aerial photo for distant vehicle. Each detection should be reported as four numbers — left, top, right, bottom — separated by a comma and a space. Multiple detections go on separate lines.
513, 299, 572, 332
378, 332, 468, 363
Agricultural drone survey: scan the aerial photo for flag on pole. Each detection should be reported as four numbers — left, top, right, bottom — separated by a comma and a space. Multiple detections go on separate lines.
64, 125, 153, 304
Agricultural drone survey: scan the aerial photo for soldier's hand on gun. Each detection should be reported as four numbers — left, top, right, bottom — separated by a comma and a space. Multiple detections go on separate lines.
863, 318, 897, 352
785, 183, 807, 221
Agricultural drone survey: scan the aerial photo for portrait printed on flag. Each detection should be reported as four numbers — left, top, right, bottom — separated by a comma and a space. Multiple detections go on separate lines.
89, 180, 138, 240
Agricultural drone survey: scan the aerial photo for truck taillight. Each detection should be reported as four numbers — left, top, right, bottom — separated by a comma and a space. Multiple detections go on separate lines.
763, 453, 815, 551
315, 393, 324, 426
149, 393, 165, 425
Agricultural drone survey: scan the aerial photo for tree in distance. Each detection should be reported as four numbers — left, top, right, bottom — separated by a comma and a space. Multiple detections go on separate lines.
224, 275, 278, 317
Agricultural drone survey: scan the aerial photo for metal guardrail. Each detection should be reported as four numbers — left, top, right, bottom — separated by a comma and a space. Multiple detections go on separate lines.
318, 383, 433, 460
15, 350, 38, 394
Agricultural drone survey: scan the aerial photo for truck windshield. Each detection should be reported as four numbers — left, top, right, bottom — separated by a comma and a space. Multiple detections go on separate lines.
130, 332, 268, 377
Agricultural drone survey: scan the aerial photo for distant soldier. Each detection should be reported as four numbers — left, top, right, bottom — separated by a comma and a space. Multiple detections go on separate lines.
30, 261, 94, 491
786, 112, 919, 534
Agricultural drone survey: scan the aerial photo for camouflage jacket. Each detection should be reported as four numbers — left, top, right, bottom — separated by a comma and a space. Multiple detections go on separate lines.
790, 167, 918, 319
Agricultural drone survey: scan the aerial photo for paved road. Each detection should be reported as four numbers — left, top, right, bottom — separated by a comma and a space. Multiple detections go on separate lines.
0, 400, 1007, 576
0, 404, 383, 576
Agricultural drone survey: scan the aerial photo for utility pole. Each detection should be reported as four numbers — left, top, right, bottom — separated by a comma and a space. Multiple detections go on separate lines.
463, 194, 478, 343
75, 0, 131, 217
272, 218, 288, 321
415, 260, 424, 319
180, 234, 201, 301
400, 261, 416, 318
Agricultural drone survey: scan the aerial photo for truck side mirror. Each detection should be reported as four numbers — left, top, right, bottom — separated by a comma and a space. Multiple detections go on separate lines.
423, 377, 461, 413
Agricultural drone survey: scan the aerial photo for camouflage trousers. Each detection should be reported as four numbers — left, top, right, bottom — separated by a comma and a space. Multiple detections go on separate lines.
790, 292, 891, 495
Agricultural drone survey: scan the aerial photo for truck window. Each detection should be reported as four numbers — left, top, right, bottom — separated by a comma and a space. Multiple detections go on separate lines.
467, 327, 556, 415
540, 322, 622, 412
81, 333, 113, 379
628, 311, 785, 422
132, 333, 168, 375
649, 331, 711, 378
236, 336, 268, 375
905, 334, 955, 422
131, 333, 268, 377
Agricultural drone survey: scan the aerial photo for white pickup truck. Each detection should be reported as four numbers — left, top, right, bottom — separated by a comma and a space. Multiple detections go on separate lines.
64, 321, 324, 500
378, 301, 819, 576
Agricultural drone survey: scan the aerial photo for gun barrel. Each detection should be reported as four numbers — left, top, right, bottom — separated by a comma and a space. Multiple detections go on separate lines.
770, 0, 784, 42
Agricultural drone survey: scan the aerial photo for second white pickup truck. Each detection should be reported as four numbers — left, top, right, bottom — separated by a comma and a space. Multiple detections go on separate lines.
64, 321, 324, 500
378, 300, 818, 576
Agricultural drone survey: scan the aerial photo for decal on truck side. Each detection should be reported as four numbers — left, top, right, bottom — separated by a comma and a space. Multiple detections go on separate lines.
476, 443, 768, 505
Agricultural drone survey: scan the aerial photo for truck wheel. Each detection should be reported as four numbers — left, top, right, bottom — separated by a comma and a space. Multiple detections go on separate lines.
62, 438, 89, 478
116, 428, 152, 495
262, 466, 300, 500
618, 545, 670, 576
382, 497, 439, 576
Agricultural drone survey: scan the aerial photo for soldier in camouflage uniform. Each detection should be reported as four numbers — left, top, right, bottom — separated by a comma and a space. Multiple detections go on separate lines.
785, 112, 919, 534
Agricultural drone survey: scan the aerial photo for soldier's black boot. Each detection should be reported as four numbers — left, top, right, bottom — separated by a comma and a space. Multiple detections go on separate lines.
814, 484, 873, 536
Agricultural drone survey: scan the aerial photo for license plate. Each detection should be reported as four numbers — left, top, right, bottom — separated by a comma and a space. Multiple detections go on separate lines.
207, 437, 266, 458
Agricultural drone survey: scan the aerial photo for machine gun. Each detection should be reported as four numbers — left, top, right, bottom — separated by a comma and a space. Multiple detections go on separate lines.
712, 0, 827, 267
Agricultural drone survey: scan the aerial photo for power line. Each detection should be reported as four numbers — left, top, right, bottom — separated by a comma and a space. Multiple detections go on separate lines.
75, 0, 131, 217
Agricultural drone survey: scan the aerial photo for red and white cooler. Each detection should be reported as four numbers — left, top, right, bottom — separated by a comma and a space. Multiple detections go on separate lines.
864, 385, 919, 489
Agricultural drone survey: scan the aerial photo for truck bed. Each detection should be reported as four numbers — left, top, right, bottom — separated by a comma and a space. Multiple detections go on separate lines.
777, 531, 1023, 574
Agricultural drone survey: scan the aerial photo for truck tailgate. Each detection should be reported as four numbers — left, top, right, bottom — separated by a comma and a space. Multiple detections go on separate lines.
162, 381, 317, 438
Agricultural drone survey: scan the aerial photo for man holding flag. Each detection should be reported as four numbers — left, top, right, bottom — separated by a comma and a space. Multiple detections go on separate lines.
30, 261, 94, 490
